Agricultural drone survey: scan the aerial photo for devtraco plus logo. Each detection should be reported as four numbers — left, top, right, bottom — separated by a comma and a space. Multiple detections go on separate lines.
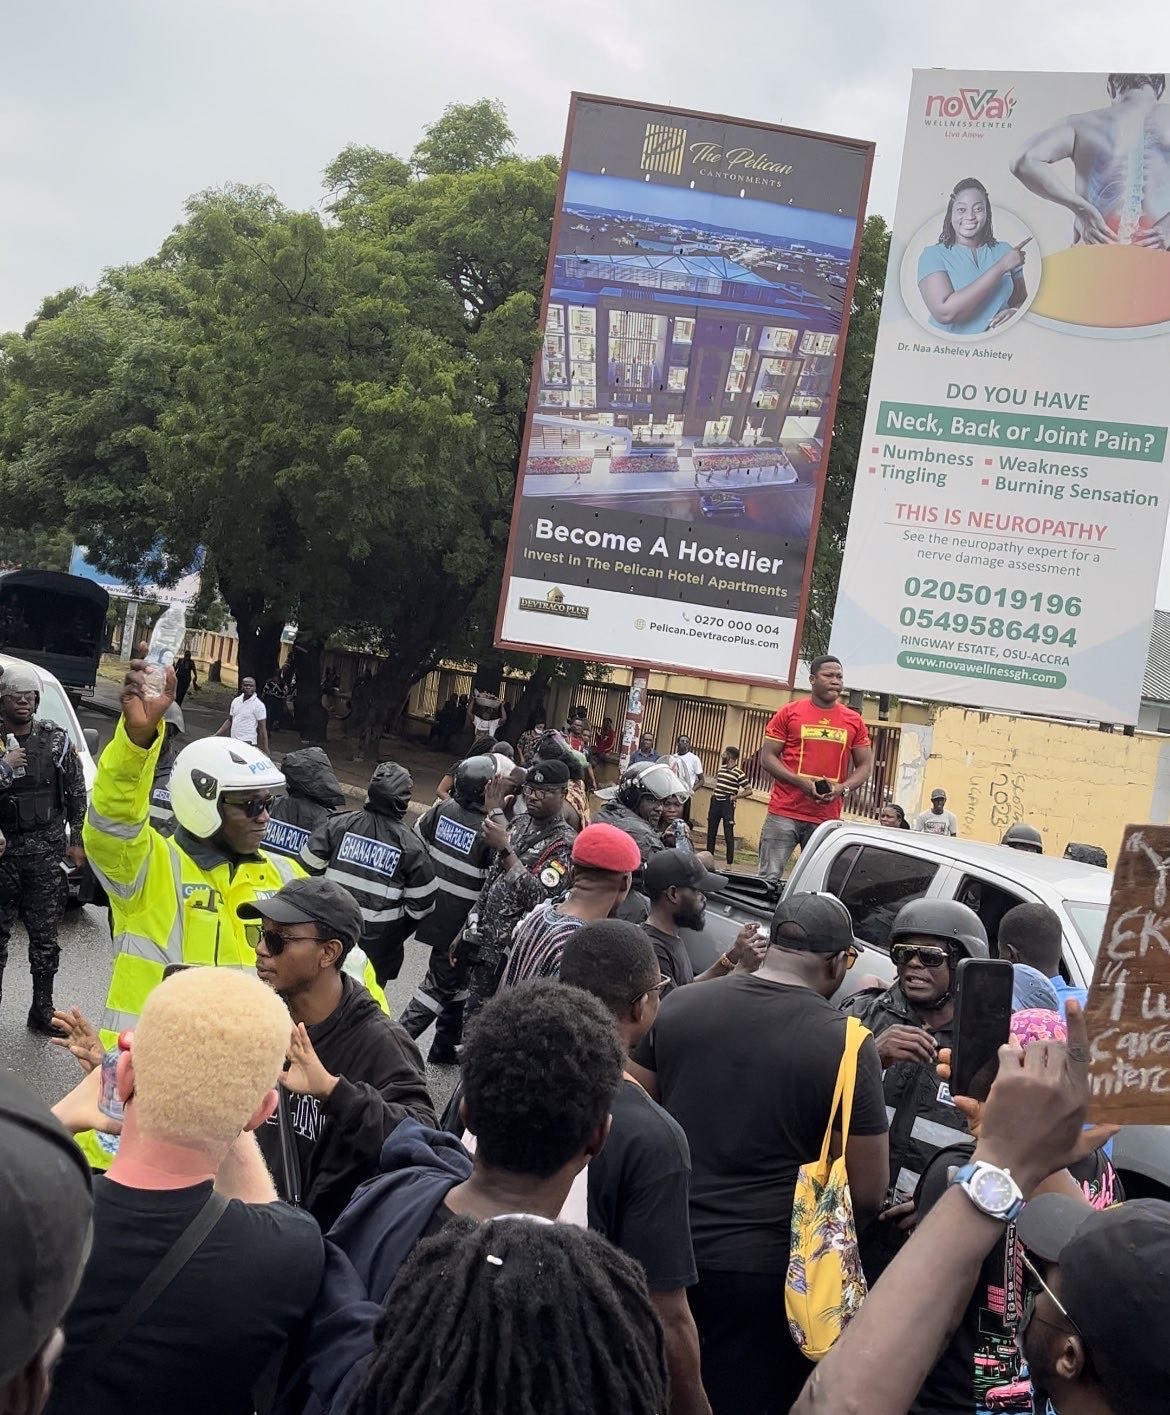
518, 586, 589, 620
924, 86, 1016, 131
641, 122, 688, 176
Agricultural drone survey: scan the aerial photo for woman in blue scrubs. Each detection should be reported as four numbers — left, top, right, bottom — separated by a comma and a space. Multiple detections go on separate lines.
918, 177, 1029, 335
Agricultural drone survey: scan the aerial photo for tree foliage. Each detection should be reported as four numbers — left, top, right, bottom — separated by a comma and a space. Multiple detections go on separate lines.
0, 103, 557, 749
411, 99, 515, 176
801, 214, 891, 659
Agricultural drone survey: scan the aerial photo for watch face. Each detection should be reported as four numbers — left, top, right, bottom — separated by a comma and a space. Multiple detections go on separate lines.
972, 1167, 1018, 1213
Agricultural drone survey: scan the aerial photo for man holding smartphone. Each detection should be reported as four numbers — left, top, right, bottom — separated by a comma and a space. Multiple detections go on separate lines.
757, 657, 874, 884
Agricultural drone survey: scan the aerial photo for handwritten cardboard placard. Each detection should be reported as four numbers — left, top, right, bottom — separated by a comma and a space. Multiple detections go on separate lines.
1085, 825, 1170, 1124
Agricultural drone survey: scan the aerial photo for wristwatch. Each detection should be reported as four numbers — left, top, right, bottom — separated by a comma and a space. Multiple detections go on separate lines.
949, 1160, 1024, 1222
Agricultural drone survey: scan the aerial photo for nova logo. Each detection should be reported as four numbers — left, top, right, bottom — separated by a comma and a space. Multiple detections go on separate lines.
641, 122, 687, 176
924, 87, 1016, 122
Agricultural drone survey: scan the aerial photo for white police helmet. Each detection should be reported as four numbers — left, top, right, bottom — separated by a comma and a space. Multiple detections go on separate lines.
168, 737, 285, 839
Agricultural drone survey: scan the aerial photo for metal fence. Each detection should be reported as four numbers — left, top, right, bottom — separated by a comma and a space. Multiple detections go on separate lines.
672, 699, 728, 776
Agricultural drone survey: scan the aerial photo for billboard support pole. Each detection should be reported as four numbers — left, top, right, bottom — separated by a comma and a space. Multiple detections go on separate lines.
618, 674, 649, 774
120, 600, 139, 661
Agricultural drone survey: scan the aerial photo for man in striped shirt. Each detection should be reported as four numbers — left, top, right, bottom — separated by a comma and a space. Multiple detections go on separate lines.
398, 756, 497, 1063
500, 823, 641, 988
705, 747, 752, 865
301, 762, 436, 987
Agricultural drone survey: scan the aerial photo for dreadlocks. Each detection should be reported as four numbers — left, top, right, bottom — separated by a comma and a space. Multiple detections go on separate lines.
351, 1215, 668, 1415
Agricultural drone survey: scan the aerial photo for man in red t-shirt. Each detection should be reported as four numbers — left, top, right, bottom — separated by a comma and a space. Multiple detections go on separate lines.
757, 656, 874, 882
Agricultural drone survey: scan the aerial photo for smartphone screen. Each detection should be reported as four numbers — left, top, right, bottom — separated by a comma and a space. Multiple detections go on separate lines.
951, 958, 1015, 1102
814, 778, 832, 797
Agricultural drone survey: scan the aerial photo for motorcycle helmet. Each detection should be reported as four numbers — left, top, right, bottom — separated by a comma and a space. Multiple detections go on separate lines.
1001, 822, 1043, 854
616, 761, 688, 811
888, 898, 989, 960
453, 754, 497, 808
169, 738, 286, 840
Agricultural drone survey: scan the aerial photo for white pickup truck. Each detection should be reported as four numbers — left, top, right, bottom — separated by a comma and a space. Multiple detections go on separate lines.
691, 821, 1168, 1198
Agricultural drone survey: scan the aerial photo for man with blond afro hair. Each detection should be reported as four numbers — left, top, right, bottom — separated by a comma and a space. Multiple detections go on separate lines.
45, 969, 325, 1415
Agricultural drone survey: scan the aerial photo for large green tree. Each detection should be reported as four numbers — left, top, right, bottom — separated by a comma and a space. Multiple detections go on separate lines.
0, 103, 557, 751
802, 214, 891, 659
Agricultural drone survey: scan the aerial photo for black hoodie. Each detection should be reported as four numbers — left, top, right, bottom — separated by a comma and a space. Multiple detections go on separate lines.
264, 748, 347, 861
257, 973, 436, 1231
302, 766, 436, 982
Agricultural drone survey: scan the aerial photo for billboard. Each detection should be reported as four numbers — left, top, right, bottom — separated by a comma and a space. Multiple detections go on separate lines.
68, 544, 204, 604
495, 94, 873, 684
830, 70, 1170, 724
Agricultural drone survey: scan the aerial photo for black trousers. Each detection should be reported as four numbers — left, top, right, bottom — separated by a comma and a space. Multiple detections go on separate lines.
706, 797, 736, 863
687, 1268, 813, 1415
0, 846, 67, 976
399, 945, 469, 1049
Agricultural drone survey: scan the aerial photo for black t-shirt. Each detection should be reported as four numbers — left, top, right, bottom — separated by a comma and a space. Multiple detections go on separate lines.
46, 1178, 325, 1415
587, 1078, 698, 1292
634, 973, 888, 1274
911, 1144, 1025, 1414
642, 922, 695, 991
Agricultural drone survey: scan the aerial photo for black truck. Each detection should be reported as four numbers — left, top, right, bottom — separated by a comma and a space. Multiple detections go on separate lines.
0, 569, 109, 702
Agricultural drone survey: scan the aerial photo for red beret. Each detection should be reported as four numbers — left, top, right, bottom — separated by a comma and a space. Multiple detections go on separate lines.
571, 822, 641, 873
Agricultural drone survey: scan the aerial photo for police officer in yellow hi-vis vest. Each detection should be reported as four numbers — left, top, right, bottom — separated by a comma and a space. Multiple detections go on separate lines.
77, 659, 301, 1166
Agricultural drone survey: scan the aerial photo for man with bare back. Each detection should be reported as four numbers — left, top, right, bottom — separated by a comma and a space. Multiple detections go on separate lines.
1012, 73, 1170, 249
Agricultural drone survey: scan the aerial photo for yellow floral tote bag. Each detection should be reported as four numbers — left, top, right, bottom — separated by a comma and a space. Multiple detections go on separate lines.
785, 1014, 869, 1361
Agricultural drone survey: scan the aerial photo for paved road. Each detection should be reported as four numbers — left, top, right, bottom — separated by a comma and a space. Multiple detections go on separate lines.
2, 701, 457, 1116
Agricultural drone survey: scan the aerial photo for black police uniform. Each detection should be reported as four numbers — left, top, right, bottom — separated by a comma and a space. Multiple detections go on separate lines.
398, 795, 495, 1059
0, 718, 86, 1025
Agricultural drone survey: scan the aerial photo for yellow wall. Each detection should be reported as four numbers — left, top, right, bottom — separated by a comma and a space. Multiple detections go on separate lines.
917, 707, 1170, 857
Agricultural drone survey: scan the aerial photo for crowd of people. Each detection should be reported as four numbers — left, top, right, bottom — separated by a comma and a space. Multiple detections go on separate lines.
0, 652, 1162, 1415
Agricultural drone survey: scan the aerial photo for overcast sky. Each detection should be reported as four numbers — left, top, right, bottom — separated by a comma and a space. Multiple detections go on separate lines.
7, 0, 1170, 595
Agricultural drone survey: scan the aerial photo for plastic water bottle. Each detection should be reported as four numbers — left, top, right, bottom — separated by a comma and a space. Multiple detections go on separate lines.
5, 734, 24, 778
143, 602, 187, 700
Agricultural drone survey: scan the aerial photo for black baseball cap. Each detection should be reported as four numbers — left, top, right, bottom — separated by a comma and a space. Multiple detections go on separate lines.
238, 877, 363, 951
1017, 1194, 1170, 1414
644, 851, 729, 897
769, 892, 857, 953
0, 1071, 93, 1383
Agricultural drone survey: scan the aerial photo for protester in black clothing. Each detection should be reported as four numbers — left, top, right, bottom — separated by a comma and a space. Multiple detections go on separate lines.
631, 892, 889, 1415
642, 850, 766, 992
45, 967, 323, 1415
562, 919, 711, 1415
173, 650, 198, 705
263, 747, 345, 862
239, 877, 435, 1230
352, 1217, 668, 1415
288, 980, 624, 1415
0, 1069, 93, 1415
400, 755, 497, 1062
302, 762, 436, 984
841, 898, 989, 1281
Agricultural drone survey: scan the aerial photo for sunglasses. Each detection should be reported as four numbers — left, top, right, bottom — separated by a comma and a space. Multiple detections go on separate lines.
222, 795, 277, 820
891, 943, 950, 969
523, 783, 564, 798
245, 924, 324, 955
1020, 1252, 1081, 1343
628, 973, 672, 1006
843, 945, 860, 970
